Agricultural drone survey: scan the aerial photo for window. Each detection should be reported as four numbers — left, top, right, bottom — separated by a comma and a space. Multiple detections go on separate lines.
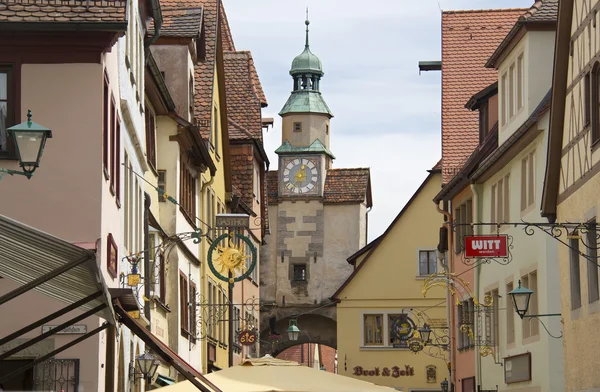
483, 290, 499, 348
158, 170, 166, 202
110, 96, 116, 193
491, 174, 510, 223
517, 54, 524, 110
326, 124, 329, 135
293, 122, 302, 132
233, 306, 242, 354
521, 272, 539, 338
158, 248, 166, 303
208, 282, 215, 338
190, 281, 197, 340
458, 298, 474, 349
179, 164, 196, 225
454, 199, 473, 253
418, 250, 437, 276
587, 220, 599, 303
509, 63, 515, 118
107, 233, 118, 277
501, 72, 508, 125
124, 153, 130, 249
102, 73, 109, 175
293, 264, 306, 281
363, 314, 383, 345
253, 167, 259, 199
114, 116, 121, 204
492, 289, 499, 349
585, 71, 591, 126
189, 74, 194, 119
570, 237, 582, 310
248, 240, 258, 283
592, 63, 600, 145
479, 101, 489, 143
145, 108, 156, 170
506, 282, 515, 344
213, 106, 219, 152
180, 272, 189, 337
207, 189, 214, 239
0, 65, 15, 158
521, 151, 535, 211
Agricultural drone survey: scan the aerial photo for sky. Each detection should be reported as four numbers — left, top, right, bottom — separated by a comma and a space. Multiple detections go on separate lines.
224, 0, 532, 242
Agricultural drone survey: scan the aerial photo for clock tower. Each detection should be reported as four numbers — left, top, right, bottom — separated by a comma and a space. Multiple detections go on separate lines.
260, 15, 372, 357
276, 17, 334, 198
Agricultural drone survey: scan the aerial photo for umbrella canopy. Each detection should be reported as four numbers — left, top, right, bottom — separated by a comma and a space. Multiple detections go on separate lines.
157, 355, 396, 392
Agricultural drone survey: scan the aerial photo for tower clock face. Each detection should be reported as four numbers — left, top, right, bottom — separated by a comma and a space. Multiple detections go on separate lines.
282, 158, 319, 195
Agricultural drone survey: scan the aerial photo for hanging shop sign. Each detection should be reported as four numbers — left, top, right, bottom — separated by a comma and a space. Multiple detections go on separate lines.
464, 235, 508, 258
238, 329, 257, 346
353, 365, 415, 378
389, 314, 416, 348
215, 214, 250, 228
207, 232, 257, 287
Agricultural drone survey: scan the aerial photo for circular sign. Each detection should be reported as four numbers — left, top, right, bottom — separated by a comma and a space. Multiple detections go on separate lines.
238, 329, 257, 346
207, 233, 257, 286
409, 340, 423, 353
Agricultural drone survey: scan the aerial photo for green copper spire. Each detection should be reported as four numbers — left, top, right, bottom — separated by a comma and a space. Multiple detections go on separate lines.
281, 12, 332, 117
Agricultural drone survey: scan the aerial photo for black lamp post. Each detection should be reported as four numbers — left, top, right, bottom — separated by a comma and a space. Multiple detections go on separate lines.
508, 280, 561, 319
1, 110, 52, 179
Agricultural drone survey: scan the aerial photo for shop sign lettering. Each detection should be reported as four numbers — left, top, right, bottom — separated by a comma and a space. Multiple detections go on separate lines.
353, 365, 414, 378
464, 235, 508, 258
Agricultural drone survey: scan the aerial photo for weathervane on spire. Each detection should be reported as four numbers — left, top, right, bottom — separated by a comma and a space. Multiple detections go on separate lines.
305, 7, 310, 49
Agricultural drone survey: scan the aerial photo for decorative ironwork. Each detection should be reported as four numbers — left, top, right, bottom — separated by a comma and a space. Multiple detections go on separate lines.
193, 294, 261, 341
35, 358, 79, 392
207, 232, 257, 287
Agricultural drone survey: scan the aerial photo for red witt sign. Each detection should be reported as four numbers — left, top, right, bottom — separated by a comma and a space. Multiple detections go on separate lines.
464, 235, 508, 258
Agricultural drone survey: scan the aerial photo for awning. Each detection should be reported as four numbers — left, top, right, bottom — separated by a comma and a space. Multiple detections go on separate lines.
157, 374, 176, 386
0, 214, 114, 323
114, 301, 222, 392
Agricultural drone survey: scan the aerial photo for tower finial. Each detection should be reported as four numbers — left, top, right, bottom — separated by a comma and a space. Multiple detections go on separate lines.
305, 7, 310, 49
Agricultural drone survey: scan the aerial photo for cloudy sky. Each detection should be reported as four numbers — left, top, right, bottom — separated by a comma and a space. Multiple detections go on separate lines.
225, 0, 531, 241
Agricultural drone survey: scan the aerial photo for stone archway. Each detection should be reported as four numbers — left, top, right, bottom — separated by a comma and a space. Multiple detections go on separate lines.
259, 313, 336, 357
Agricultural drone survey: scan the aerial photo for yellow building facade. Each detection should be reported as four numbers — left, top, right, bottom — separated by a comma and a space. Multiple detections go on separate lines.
333, 166, 447, 392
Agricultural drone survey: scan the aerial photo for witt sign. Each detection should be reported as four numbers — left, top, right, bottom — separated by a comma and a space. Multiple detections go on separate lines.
464, 235, 508, 258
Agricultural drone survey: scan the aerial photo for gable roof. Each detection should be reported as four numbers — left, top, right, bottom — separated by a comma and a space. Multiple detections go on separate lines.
441, 8, 524, 184
323, 168, 372, 208
486, 0, 558, 68
0, 0, 128, 25
332, 162, 441, 300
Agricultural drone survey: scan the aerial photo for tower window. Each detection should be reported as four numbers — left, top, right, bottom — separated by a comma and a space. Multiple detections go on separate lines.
326, 124, 329, 135
293, 122, 302, 132
293, 264, 307, 281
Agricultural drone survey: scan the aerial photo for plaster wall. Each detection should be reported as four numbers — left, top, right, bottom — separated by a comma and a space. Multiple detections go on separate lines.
449, 186, 475, 388
498, 30, 554, 145
557, 173, 600, 391
281, 113, 331, 151
336, 171, 446, 391
151, 45, 193, 121
477, 114, 564, 391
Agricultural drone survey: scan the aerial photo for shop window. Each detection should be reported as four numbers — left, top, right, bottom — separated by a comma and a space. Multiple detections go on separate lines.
363, 314, 383, 345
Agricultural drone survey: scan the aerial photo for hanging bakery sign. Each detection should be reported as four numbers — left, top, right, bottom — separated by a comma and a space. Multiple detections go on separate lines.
207, 232, 257, 287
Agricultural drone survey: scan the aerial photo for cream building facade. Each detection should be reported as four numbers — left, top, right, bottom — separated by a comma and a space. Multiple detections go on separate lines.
542, 0, 600, 390
333, 165, 447, 392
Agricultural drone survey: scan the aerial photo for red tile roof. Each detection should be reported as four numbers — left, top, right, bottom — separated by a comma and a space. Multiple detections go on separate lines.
441, 8, 524, 183
276, 344, 336, 373
323, 168, 372, 207
155, 7, 203, 38
0, 0, 127, 23
224, 50, 266, 141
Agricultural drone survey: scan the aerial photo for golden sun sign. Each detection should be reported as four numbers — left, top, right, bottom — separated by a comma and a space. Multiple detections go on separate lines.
213, 235, 251, 277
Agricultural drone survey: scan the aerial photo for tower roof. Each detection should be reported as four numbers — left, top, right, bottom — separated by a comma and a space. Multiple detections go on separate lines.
290, 16, 323, 76
279, 91, 333, 117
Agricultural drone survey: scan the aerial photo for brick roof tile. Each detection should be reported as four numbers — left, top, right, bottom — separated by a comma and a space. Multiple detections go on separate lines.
0, 0, 126, 23
153, 7, 202, 38
323, 168, 371, 205
441, 8, 524, 183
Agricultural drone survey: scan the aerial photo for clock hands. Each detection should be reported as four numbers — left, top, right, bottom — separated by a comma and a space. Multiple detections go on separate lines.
294, 165, 307, 185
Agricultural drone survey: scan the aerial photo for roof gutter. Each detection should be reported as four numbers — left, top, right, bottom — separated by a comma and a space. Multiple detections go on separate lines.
144, 0, 162, 53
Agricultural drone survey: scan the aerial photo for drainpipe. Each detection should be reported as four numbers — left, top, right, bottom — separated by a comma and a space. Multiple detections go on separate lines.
144, 0, 162, 54
470, 183, 482, 386
435, 201, 453, 388
144, 192, 152, 329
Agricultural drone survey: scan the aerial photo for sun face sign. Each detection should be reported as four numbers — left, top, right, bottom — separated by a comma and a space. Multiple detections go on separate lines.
207, 232, 257, 287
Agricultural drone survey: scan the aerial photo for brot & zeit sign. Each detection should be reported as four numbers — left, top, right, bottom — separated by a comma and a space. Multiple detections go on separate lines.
353, 365, 414, 378
464, 235, 508, 258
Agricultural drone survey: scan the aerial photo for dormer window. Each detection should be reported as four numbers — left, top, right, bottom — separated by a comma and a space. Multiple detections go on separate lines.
501, 52, 525, 126
592, 62, 600, 145
479, 101, 489, 143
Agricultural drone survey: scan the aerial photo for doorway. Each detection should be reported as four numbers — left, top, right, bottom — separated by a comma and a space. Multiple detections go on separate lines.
0, 359, 34, 391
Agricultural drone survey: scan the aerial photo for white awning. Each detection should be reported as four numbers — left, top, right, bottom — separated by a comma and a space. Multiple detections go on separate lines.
0, 214, 114, 324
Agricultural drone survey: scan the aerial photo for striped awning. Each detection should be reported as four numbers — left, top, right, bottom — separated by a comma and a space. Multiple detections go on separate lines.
0, 214, 114, 324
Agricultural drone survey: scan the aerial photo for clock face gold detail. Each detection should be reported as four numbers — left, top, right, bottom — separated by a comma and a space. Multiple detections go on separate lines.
282, 158, 319, 195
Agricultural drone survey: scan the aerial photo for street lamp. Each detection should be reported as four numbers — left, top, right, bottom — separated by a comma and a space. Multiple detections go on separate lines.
287, 319, 300, 341
440, 378, 449, 392
1, 110, 52, 179
508, 280, 561, 319
418, 323, 432, 344
135, 352, 160, 384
